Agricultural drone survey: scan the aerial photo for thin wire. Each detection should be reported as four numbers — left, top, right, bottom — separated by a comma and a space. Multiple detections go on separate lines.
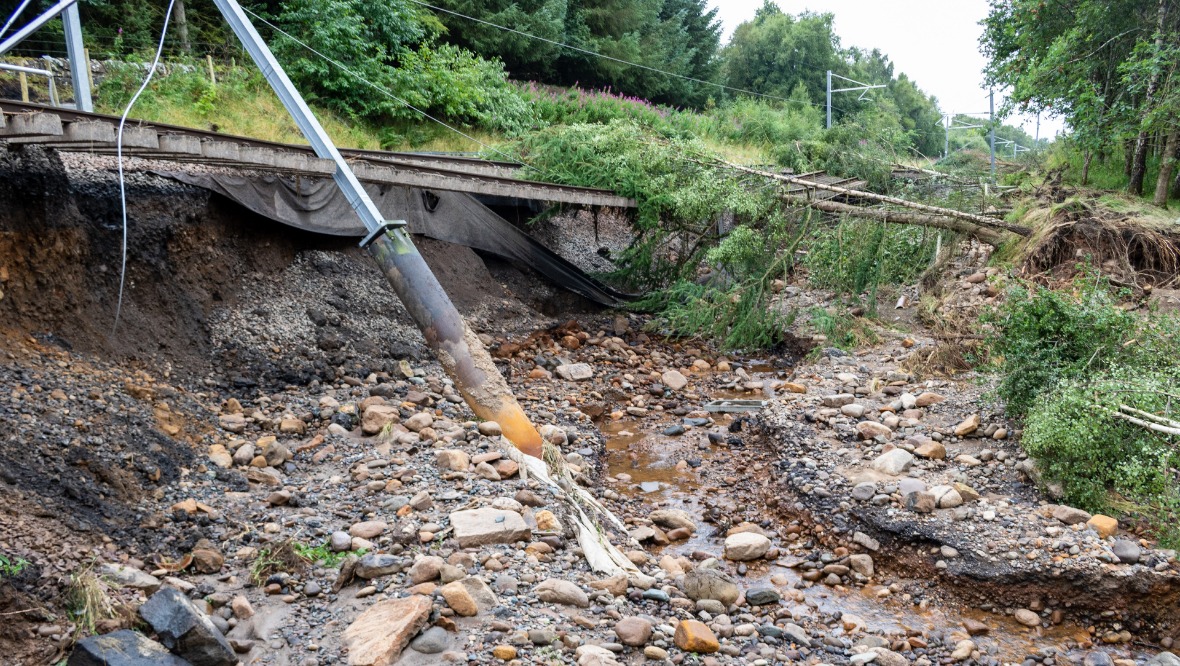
406, 0, 808, 106
241, 6, 523, 165
0, 0, 34, 39
113, 0, 176, 334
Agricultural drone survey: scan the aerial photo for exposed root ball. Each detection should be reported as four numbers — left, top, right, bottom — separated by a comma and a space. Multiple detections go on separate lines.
1021, 199, 1180, 287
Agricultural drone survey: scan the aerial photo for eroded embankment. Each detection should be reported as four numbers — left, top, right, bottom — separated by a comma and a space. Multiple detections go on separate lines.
750, 350, 1180, 645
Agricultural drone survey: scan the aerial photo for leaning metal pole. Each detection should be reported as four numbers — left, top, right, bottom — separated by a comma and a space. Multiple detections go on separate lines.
210, 0, 544, 458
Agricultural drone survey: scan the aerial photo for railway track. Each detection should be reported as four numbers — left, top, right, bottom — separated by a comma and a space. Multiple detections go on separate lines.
0, 100, 636, 208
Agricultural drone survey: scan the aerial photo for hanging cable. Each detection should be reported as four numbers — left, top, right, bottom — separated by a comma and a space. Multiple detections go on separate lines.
404, 0, 815, 107
113, 0, 177, 334
0, 0, 34, 39
241, 6, 526, 165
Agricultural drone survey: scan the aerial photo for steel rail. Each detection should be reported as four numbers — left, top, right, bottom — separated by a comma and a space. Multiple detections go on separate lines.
1, 100, 518, 176
0, 100, 636, 207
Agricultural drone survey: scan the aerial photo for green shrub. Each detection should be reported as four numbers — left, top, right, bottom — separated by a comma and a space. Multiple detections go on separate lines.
986, 270, 1180, 545
983, 273, 1144, 417
1022, 369, 1180, 544
506, 120, 787, 287
0, 552, 29, 578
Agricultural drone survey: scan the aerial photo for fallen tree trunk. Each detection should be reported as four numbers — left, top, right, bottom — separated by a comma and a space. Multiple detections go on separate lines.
799, 198, 1005, 245
722, 160, 1032, 237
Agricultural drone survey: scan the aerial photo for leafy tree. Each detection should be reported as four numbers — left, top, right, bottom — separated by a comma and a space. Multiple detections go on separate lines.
721, 3, 843, 106
430, 0, 568, 80
982, 0, 1179, 202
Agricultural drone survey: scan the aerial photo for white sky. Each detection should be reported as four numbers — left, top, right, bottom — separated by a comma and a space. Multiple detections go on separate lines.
707, 0, 1065, 142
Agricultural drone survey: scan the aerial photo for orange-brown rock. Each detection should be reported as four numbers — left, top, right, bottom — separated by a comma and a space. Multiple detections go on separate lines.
674, 620, 719, 653
343, 595, 432, 666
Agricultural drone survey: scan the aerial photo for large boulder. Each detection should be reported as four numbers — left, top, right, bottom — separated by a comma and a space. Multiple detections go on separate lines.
343, 595, 433, 666
724, 532, 771, 561
449, 508, 531, 547
68, 630, 189, 666
138, 588, 235, 666
681, 569, 739, 606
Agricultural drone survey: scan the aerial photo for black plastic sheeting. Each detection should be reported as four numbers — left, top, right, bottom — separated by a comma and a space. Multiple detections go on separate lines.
156, 172, 633, 306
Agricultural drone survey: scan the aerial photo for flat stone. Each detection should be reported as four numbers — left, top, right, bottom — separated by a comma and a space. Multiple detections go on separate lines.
745, 587, 781, 605
930, 485, 964, 509
915, 392, 946, 407
1088, 514, 1119, 538
1051, 505, 1092, 525
97, 563, 161, 595
1014, 609, 1041, 627
555, 363, 594, 381
724, 532, 771, 561
435, 449, 470, 472
450, 508, 531, 547
355, 554, 404, 579
1112, 540, 1141, 564
1084, 651, 1116, 666
650, 509, 696, 532
535, 578, 589, 607
349, 521, 387, 539
849, 554, 874, 577
782, 623, 812, 647
852, 482, 877, 501
872, 449, 914, 475
954, 414, 980, 437
138, 588, 235, 666
361, 405, 399, 436
409, 626, 450, 654
914, 441, 946, 459
857, 421, 893, 440
822, 394, 855, 407
661, 370, 689, 390
343, 595, 432, 666
68, 630, 190, 666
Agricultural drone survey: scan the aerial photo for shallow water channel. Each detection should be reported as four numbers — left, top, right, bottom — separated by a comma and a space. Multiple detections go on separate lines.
594, 363, 1143, 664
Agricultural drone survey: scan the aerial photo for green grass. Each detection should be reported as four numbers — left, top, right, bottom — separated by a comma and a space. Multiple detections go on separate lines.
0, 553, 29, 578
292, 542, 365, 568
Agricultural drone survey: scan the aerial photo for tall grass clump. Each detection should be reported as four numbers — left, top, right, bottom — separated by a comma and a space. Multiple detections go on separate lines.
804, 218, 944, 308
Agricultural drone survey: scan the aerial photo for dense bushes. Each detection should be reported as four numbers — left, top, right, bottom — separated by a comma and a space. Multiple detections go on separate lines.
985, 272, 1180, 544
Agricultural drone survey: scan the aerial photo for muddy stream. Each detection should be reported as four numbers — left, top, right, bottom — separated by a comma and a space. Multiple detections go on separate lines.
596, 361, 1138, 664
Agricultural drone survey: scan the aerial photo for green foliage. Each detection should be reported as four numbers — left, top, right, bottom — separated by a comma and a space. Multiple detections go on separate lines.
804, 219, 942, 304
437, 0, 723, 108
263, 0, 533, 133
506, 119, 786, 286
1022, 369, 1180, 545
985, 269, 1180, 543
638, 278, 796, 351
0, 553, 29, 578
808, 306, 880, 350
983, 272, 1146, 417
292, 542, 365, 568
982, 0, 1180, 199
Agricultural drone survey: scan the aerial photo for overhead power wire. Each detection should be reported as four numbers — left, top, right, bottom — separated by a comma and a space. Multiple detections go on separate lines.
0, 0, 34, 39
241, 6, 528, 166
113, 0, 177, 334
405, 0, 816, 107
